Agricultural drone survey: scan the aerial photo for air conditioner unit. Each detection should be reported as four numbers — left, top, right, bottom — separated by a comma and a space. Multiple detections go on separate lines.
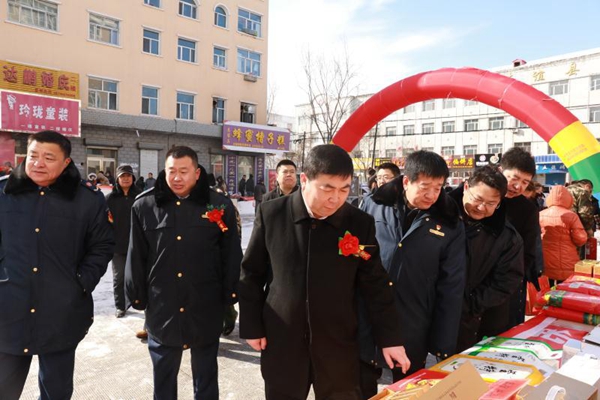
244, 74, 257, 82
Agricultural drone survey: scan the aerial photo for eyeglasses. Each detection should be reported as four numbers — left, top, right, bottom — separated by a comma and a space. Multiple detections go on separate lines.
466, 187, 500, 210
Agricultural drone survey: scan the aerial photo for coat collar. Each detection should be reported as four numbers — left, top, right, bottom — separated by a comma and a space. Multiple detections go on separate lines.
154, 165, 210, 207
372, 175, 461, 227
110, 178, 142, 198
290, 188, 346, 230
4, 161, 81, 200
449, 183, 507, 235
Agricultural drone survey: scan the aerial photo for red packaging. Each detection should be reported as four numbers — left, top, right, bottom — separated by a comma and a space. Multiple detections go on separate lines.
542, 306, 600, 325
537, 290, 600, 314
556, 280, 600, 297
501, 314, 590, 351
385, 369, 447, 392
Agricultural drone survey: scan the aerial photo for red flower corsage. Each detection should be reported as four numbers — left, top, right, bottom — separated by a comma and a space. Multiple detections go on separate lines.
338, 231, 371, 260
202, 205, 228, 232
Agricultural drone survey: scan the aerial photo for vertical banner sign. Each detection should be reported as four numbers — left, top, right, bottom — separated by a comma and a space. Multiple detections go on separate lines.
256, 154, 265, 184
268, 169, 277, 192
226, 155, 237, 195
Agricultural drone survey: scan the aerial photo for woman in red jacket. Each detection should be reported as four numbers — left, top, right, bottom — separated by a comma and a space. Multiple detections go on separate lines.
540, 185, 588, 284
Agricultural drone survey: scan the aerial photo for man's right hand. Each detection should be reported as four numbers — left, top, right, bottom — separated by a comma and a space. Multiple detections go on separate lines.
246, 337, 267, 351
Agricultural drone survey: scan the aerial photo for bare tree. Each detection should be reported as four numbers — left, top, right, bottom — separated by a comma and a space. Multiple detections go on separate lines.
266, 82, 277, 125
299, 44, 360, 144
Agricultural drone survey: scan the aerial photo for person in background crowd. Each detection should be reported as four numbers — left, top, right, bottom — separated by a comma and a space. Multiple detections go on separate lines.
136, 175, 145, 191
96, 171, 110, 186
491, 147, 542, 330
86, 172, 98, 189
568, 179, 596, 239
105, 165, 141, 319
0, 161, 13, 176
449, 166, 524, 352
524, 182, 545, 211
216, 176, 228, 195
359, 150, 466, 398
367, 167, 378, 193
375, 162, 401, 188
240, 144, 409, 400
145, 172, 156, 189
126, 146, 242, 400
263, 159, 298, 201
105, 169, 116, 186
0, 130, 114, 399
238, 174, 247, 196
539, 185, 588, 286
246, 174, 255, 196
253, 178, 267, 213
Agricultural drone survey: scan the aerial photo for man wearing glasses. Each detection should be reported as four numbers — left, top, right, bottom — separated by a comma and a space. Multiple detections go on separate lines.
263, 159, 298, 202
375, 162, 401, 188
448, 166, 524, 352
358, 150, 466, 397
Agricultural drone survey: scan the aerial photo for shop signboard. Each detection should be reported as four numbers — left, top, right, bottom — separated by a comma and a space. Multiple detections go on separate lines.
1, 60, 79, 99
475, 153, 502, 167
223, 121, 290, 153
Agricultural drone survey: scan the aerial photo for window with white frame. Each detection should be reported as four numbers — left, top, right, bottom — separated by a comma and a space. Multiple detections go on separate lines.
514, 142, 531, 153
441, 146, 454, 156
213, 98, 225, 124
442, 98, 455, 109
422, 123, 434, 134
488, 143, 503, 154
141, 86, 158, 115
591, 75, 600, 91
88, 77, 118, 110
590, 106, 600, 122
89, 13, 119, 45
385, 126, 396, 136
144, 0, 160, 8
549, 80, 569, 96
178, 38, 196, 63
442, 121, 455, 133
385, 149, 396, 158
213, 47, 226, 69
463, 145, 477, 155
143, 29, 160, 55
422, 100, 435, 111
240, 102, 255, 123
465, 99, 478, 106
237, 48, 261, 76
465, 119, 478, 131
8, 0, 58, 31
422, 147, 434, 152
489, 116, 504, 130
214, 6, 227, 27
179, 0, 197, 19
404, 104, 415, 113
238, 8, 261, 37
403, 125, 414, 135
517, 119, 529, 128
177, 92, 195, 120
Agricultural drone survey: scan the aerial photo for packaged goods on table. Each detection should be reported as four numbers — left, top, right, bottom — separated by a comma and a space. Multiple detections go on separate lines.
542, 306, 600, 325
538, 290, 600, 314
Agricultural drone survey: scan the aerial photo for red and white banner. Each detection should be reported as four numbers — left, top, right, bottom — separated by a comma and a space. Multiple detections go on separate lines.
0, 90, 80, 136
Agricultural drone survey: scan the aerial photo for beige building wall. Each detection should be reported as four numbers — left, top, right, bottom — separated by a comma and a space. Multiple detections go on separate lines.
1, 0, 268, 124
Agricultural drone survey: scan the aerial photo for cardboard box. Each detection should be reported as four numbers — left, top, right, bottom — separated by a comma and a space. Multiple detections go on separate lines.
575, 260, 600, 277
519, 373, 597, 400
557, 352, 600, 390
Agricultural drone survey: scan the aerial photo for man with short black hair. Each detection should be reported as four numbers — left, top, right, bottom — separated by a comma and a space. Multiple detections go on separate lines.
240, 144, 409, 400
359, 150, 466, 397
375, 162, 401, 187
449, 166, 524, 352
0, 130, 114, 400
126, 146, 242, 400
263, 159, 298, 201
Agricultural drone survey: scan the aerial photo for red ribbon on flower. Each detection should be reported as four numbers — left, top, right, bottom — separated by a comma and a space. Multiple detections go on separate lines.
338, 231, 371, 260
202, 205, 228, 232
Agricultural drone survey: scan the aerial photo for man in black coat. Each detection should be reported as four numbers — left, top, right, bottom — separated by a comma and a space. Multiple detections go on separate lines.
448, 166, 524, 352
0, 130, 114, 400
358, 150, 466, 398
105, 164, 141, 318
238, 174, 247, 196
263, 159, 298, 201
125, 146, 242, 400
239, 145, 410, 400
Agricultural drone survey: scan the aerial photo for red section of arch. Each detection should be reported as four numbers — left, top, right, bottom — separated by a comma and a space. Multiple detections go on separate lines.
333, 68, 578, 151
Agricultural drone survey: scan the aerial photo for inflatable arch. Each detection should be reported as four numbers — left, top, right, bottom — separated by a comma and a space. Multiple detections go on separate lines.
332, 67, 600, 194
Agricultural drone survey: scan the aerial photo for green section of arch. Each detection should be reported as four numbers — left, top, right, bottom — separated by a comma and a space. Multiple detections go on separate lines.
568, 152, 600, 193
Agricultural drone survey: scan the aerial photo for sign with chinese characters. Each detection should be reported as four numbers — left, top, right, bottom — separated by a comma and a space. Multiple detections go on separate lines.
226, 155, 237, 195
536, 163, 567, 174
0, 90, 81, 136
1, 60, 79, 99
450, 155, 475, 169
256, 154, 265, 184
223, 121, 290, 153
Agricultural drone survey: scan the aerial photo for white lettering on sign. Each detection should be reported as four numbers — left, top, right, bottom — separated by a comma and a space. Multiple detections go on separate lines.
46, 107, 56, 120
19, 104, 30, 116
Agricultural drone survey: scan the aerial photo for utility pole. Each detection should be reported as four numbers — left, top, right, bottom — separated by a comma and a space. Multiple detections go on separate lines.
370, 123, 379, 168
301, 131, 307, 171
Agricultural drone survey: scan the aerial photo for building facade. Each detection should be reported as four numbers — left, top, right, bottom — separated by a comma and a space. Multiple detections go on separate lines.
0, 0, 274, 191
301, 48, 600, 185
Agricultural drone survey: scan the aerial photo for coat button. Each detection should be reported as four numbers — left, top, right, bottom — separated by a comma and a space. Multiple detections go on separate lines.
426, 218, 430, 221
388, 281, 393, 286
311, 223, 317, 229
33, 267, 39, 273
436, 352, 441, 357
180, 307, 185, 312
176, 201, 181, 206
134, 300, 140, 304
177, 273, 183, 278
35, 228, 40, 233
30, 308, 36, 313
24, 348, 29, 353
232, 293, 237, 298
176, 235, 182, 240
398, 243, 402, 248
183, 344, 189, 349
40, 191, 45, 196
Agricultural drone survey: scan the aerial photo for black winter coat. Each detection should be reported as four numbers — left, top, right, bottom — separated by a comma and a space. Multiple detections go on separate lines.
105, 182, 141, 254
359, 177, 466, 373
239, 190, 402, 398
125, 169, 242, 348
0, 162, 114, 355
448, 186, 524, 352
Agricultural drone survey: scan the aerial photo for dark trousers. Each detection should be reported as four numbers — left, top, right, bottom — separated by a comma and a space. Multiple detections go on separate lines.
0, 347, 77, 400
148, 337, 219, 400
358, 361, 382, 400
112, 253, 127, 311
